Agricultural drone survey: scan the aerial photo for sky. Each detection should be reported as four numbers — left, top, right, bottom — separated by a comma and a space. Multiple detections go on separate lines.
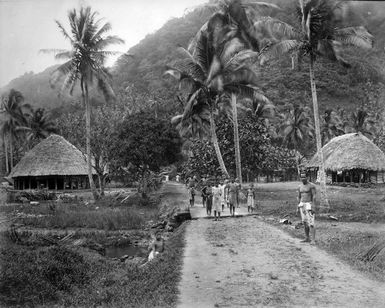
0, 0, 207, 87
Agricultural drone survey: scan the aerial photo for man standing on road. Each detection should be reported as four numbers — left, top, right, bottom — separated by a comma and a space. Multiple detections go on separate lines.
297, 173, 317, 244
235, 178, 241, 208
228, 178, 238, 217
201, 178, 208, 208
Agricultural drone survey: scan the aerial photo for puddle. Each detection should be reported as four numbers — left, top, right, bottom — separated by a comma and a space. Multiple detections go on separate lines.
105, 245, 148, 258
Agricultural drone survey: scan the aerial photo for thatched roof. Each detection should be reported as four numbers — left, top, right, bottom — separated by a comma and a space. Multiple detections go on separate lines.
307, 133, 385, 172
9, 134, 95, 178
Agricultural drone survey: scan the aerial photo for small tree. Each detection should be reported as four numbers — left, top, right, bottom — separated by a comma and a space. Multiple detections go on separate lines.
113, 112, 182, 197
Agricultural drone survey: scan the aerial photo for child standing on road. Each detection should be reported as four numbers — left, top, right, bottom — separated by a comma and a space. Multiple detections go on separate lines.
189, 186, 195, 207
247, 183, 256, 213
212, 181, 222, 221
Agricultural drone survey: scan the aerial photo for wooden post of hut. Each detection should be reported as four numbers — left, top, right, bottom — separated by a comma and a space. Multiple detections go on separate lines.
55, 178, 58, 191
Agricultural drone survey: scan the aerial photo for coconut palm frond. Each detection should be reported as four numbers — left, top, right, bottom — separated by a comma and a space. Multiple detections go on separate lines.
53, 50, 74, 60
171, 114, 183, 125
97, 77, 115, 102
334, 26, 374, 49
49, 60, 73, 87
254, 17, 301, 40
94, 35, 125, 50
206, 54, 222, 83
55, 20, 74, 43
207, 12, 230, 51
241, 1, 281, 11
39, 48, 69, 55
188, 21, 208, 53
223, 68, 259, 87
171, 60, 206, 83
182, 89, 203, 120
190, 30, 214, 74
91, 21, 112, 40
60, 69, 78, 95
220, 37, 247, 64
224, 49, 260, 72
260, 39, 301, 64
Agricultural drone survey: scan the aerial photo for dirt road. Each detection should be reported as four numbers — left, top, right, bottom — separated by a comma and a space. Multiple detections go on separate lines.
178, 216, 385, 307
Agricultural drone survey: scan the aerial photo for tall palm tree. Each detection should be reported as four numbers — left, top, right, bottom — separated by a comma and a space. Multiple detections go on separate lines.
166, 34, 268, 179
0, 89, 31, 173
42, 6, 124, 199
168, 0, 276, 180
257, 0, 373, 207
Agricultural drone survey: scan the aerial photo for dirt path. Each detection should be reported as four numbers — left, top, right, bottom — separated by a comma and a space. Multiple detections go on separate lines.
178, 215, 385, 307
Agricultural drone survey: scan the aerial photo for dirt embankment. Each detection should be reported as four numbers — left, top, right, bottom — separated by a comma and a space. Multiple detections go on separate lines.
178, 216, 385, 308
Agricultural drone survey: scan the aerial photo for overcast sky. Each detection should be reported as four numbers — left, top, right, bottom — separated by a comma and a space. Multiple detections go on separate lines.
0, 0, 207, 87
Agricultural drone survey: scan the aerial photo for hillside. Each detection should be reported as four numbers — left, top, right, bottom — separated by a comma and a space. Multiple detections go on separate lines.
0, 66, 74, 112
1, 0, 384, 115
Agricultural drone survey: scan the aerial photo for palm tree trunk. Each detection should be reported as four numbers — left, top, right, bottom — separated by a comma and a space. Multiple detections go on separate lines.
309, 54, 329, 209
231, 93, 242, 183
9, 133, 13, 170
3, 135, 9, 174
209, 111, 229, 178
83, 81, 99, 200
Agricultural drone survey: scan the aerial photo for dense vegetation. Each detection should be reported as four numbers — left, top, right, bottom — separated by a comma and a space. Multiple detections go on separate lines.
1, 0, 385, 182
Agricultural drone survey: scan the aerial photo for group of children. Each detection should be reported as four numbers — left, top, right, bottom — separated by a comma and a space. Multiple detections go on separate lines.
187, 176, 257, 220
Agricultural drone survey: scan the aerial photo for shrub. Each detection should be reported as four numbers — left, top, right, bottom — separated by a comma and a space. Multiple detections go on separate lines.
0, 245, 90, 306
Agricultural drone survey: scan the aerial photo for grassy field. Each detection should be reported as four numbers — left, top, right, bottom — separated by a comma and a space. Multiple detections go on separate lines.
0, 194, 159, 230
0, 183, 188, 307
255, 182, 385, 282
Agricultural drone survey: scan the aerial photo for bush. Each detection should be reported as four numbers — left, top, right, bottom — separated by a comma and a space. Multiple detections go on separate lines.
15, 189, 57, 202
0, 245, 90, 306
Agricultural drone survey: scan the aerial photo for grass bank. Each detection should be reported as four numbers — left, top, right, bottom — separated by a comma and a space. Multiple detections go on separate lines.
256, 182, 385, 282
0, 182, 190, 307
0, 222, 186, 307
1, 195, 159, 230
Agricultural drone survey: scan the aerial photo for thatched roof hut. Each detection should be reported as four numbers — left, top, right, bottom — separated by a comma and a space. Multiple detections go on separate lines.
307, 133, 385, 184
9, 134, 95, 190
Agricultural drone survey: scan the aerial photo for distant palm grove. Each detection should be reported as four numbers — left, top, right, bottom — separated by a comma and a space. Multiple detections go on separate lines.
1, 0, 384, 204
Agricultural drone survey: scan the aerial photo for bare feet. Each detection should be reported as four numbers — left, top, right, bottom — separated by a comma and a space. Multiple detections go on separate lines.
301, 239, 311, 243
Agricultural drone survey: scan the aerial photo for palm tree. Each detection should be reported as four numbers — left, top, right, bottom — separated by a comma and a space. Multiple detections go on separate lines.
42, 6, 124, 199
280, 104, 314, 151
320, 109, 344, 144
257, 0, 373, 207
168, 0, 277, 180
349, 108, 375, 138
0, 89, 31, 173
166, 33, 269, 179
26, 108, 57, 148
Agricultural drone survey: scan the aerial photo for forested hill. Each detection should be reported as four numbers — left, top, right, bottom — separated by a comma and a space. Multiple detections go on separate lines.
1, 0, 384, 115
0, 66, 75, 112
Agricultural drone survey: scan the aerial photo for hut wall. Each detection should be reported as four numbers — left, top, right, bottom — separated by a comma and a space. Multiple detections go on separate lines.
378, 171, 385, 184
370, 171, 378, 184
326, 172, 332, 184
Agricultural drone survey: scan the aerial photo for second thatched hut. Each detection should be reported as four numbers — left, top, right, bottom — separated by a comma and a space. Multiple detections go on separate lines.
306, 133, 385, 184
